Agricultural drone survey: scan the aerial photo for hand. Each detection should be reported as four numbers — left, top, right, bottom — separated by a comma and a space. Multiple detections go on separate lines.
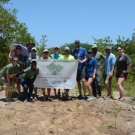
10, 74, 16, 78
99, 66, 103, 69
122, 70, 128, 73
93, 75, 95, 79
109, 72, 113, 77
78, 60, 82, 63
28, 58, 32, 61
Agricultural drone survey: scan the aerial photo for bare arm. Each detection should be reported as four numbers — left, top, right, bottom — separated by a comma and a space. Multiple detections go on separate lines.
78, 56, 87, 63
123, 63, 132, 73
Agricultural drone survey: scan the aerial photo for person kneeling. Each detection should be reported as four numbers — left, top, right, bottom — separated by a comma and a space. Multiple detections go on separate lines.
16, 60, 39, 102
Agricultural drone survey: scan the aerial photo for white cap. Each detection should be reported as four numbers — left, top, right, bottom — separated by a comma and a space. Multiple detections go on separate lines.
92, 44, 97, 48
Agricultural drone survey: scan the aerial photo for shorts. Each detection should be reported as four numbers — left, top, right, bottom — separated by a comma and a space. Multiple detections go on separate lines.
104, 75, 112, 85
86, 76, 93, 80
116, 73, 128, 80
76, 67, 86, 81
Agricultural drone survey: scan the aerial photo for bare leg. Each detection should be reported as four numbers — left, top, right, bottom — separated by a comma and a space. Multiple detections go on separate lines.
54, 89, 56, 96
117, 78, 125, 97
47, 88, 51, 97
42, 88, 45, 97
86, 78, 93, 96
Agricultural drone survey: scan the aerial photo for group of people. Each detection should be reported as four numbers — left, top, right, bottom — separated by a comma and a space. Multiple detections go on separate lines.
0, 40, 132, 103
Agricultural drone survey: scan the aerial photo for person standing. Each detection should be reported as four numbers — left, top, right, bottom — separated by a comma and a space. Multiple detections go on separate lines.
71, 40, 87, 99
50, 46, 62, 97
91, 44, 105, 98
25, 47, 39, 100
41, 49, 52, 101
79, 50, 97, 101
59, 46, 75, 100
116, 47, 132, 101
0, 57, 20, 102
16, 60, 39, 102
104, 46, 116, 99
15, 45, 25, 69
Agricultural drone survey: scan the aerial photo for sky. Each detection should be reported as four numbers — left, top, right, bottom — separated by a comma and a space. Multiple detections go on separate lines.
4, 0, 135, 48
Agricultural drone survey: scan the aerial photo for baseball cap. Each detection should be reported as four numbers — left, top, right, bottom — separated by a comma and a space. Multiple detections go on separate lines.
54, 46, 60, 50
26, 41, 35, 47
16, 45, 21, 49
106, 46, 112, 50
88, 50, 93, 54
92, 44, 97, 49
31, 47, 37, 51
43, 49, 49, 53
75, 40, 80, 44
64, 46, 70, 51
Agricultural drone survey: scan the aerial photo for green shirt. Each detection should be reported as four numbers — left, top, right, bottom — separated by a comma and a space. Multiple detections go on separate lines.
21, 67, 39, 79
0, 63, 20, 76
60, 55, 75, 60
93, 52, 105, 66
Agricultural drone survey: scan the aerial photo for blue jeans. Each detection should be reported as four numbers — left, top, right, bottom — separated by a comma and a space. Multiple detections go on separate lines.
92, 70, 102, 97
18, 77, 34, 100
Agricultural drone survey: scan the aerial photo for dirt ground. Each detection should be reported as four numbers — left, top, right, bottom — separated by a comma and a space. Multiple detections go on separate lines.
0, 89, 135, 135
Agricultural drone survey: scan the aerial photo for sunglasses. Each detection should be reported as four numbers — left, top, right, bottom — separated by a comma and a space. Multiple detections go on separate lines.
117, 48, 122, 51
44, 52, 49, 54
16, 48, 21, 50
13, 60, 18, 62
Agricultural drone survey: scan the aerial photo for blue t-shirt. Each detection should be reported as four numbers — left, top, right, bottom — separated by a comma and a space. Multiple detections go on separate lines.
104, 53, 116, 75
71, 47, 87, 69
85, 57, 98, 77
16, 53, 24, 63
50, 54, 62, 60
25, 54, 39, 67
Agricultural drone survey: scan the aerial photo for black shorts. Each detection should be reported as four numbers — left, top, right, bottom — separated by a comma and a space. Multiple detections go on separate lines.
76, 67, 86, 81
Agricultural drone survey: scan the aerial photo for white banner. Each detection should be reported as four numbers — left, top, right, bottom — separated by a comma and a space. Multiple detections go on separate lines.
34, 60, 78, 89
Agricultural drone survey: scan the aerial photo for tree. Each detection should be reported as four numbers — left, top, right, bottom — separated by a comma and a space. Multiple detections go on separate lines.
37, 35, 48, 57
0, 2, 35, 68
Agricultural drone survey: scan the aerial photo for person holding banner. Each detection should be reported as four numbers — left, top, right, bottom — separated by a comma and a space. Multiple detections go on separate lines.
16, 60, 39, 102
60, 46, 75, 100
50, 46, 63, 97
0, 57, 20, 102
71, 40, 87, 100
40, 49, 52, 101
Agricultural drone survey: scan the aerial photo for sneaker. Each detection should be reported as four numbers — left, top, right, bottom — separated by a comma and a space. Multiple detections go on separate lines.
78, 94, 84, 100
5, 98, 10, 102
48, 97, 52, 101
34, 96, 37, 101
104, 95, 113, 100
84, 95, 87, 100
118, 97, 125, 102
30, 96, 33, 100
24, 99, 27, 103
87, 96, 95, 102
